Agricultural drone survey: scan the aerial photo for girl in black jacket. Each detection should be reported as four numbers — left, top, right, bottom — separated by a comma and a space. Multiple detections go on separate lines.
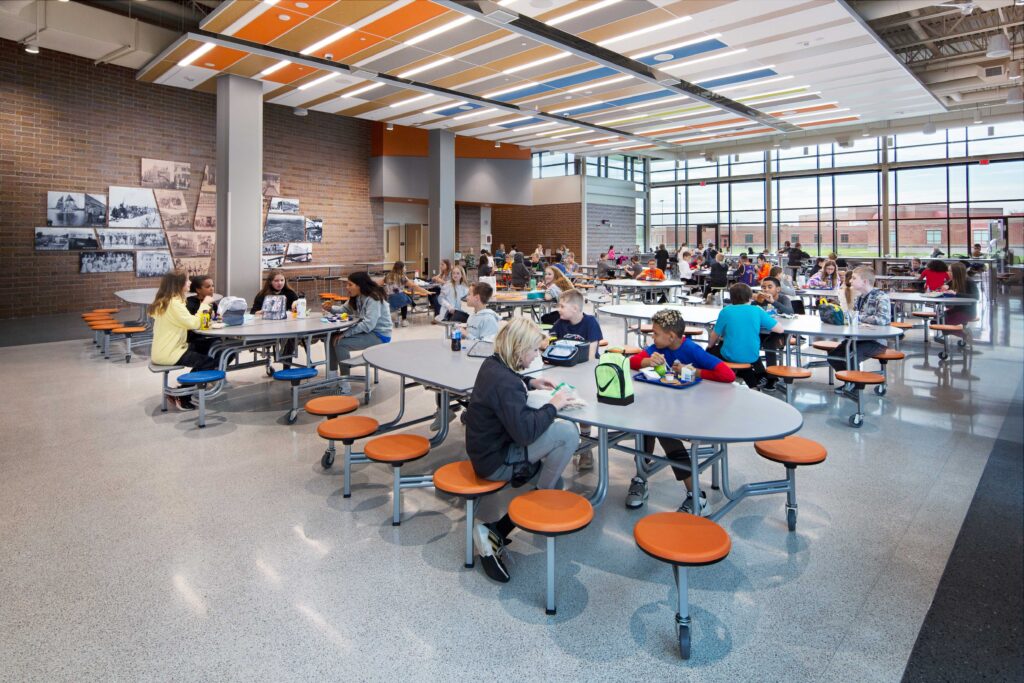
510, 253, 532, 288
465, 317, 578, 582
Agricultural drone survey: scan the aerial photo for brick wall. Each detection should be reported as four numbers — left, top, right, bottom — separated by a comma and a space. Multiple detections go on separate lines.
0, 38, 378, 318
491, 203, 582, 258
585, 203, 637, 264
456, 205, 480, 255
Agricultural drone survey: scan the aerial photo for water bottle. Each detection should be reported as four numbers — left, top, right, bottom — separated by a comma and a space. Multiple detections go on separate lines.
529, 277, 537, 290
451, 328, 462, 351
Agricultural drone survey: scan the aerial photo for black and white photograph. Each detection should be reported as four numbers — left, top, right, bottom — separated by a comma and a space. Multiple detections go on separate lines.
263, 242, 287, 255
141, 158, 191, 190
201, 164, 216, 193
167, 230, 215, 258
194, 192, 216, 231
136, 250, 174, 278
305, 217, 323, 243
80, 251, 133, 274
268, 197, 300, 214
261, 255, 285, 270
262, 172, 281, 197
285, 242, 313, 263
34, 227, 98, 251
108, 187, 162, 228
153, 189, 190, 229
96, 228, 168, 250
83, 193, 107, 227
173, 257, 210, 279
47, 192, 86, 226
262, 213, 305, 242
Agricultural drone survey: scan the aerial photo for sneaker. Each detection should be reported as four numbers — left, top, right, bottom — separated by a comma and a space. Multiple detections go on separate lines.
478, 553, 510, 583
762, 379, 778, 392
625, 477, 649, 509
400, 319, 409, 327
339, 380, 352, 395
678, 490, 709, 516
177, 396, 196, 411
833, 382, 851, 395
473, 523, 510, 583
576, 450, 594, 471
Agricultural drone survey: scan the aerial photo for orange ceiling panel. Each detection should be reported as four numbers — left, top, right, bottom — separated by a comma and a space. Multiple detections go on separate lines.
275, 0, 338, 18
194, 46, 249, 71
234, 8, 312, 44
307, 30, 388, 61
800, 116, 860, 128
455, 136, 531, 160
361, 0, 450, 39
370, 123, 531, 160
263, 62, 319, 84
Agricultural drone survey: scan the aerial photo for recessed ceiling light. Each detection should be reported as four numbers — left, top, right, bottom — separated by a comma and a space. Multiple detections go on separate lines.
548, 0, 621, 26
23, 41, 39, 54
295, 1, 309, 8
653, 53, 674, 62
203, 62, 215, 68
300, 27, 354, 55
177, 42, 214, 67
278, 14, 290, 22
459, 105, 473, 110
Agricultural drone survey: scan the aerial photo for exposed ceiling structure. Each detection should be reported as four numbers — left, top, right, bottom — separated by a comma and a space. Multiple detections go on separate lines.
136, 0, 953, 157
849, 0, 1024, 111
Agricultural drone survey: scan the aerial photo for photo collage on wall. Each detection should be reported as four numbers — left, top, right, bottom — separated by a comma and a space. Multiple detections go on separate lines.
260, 185, 323, 269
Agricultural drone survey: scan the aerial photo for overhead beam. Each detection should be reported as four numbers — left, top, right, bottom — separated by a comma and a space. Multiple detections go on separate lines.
434, 0, 800, 134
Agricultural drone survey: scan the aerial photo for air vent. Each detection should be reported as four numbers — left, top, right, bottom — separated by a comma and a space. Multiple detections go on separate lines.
983, 65, 1005, 78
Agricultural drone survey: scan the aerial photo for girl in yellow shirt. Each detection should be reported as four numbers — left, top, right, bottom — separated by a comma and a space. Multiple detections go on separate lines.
149, 270, 216, 410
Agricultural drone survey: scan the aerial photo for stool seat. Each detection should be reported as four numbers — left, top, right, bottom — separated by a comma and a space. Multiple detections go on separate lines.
92, 308, 118, 314
90, 321, 124, 330
178, 370, 226, 384
598, 339, 609, 347
112, 326, 146, 334
811, 340, 841, 352
930, 323, 964, 333
317, 415, 379, 441
83, 312, 112, 319
364, 434, 430, 464
629, 324, 655, 334
684, 327, 705, 337
834, 370, 885, 385
766, 365, 811, 379
911, 311, 936, 318
320, 293, 342, 300
872, 349, 905, 361
433, 461, 506, 497
273, 367, 319, 381
754, 435, 827, 466
724, 361, 751, 370
305, 395, 359, 417
634, 512, 731, 566
891, 321, 915, 329
508, 489, 594, 535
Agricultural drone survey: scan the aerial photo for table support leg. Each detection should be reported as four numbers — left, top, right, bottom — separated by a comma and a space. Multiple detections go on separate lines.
586, 427, 610, 508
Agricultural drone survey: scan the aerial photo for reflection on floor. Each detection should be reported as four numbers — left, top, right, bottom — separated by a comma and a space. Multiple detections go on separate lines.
1, 295, 1021, 681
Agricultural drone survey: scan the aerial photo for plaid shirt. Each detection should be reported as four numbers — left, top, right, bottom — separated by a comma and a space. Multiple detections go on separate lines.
855, 288, 891, 326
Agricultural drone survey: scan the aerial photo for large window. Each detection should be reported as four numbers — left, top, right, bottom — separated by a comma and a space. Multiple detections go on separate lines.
531, 151, 575, 178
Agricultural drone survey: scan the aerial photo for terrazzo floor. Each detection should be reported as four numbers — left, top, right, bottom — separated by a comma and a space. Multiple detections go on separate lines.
1, 295, 1021, 682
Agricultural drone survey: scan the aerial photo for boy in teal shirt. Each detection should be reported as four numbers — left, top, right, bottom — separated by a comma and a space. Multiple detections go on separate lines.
707, 283, 784, 388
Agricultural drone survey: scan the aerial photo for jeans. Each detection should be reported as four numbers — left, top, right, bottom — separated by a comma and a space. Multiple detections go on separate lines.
329, 331, 382, 374
477, 419, 580, 523
827, 340, 885, 372
708, 344, 765, 388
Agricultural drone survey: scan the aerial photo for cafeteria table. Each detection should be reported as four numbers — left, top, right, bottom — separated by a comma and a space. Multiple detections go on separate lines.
601, 278, 688, 304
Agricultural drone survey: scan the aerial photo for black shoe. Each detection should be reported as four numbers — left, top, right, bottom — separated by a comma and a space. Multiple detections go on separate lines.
478, 553, 510, 583
178, 396, 196, 411
763, 379, 778, 392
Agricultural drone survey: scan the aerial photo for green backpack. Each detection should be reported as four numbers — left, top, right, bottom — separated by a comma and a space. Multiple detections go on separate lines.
818, 297, 846, 326
595, 351, 635, 406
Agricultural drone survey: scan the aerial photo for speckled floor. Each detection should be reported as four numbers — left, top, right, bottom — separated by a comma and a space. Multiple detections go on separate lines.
1, 296, 1021, 682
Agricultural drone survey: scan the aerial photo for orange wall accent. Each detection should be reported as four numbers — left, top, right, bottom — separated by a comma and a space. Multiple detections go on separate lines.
371, 122, 530, 160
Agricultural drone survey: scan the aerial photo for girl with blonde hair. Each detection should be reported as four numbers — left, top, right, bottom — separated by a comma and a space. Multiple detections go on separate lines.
149, 270, 216, 410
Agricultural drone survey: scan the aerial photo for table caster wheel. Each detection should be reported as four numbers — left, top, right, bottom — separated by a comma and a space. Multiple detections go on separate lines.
957, 339, 966, 348
321, 450, 334, 469
938, 351, 948, 361
787, 507, 797, 531
874, 385, 887, 396
125, 355, 131, 363
849, 413, 863, 428
287, 410, 298, 424
677, 623, 691, 660
265, 365, 275, 377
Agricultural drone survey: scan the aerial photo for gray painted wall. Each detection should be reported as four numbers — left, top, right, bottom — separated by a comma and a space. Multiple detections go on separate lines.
371, 156, 531, 205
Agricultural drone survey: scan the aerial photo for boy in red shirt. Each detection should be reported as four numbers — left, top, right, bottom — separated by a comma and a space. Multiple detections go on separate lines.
638, 258, 665, 281
624, 309, 735, 514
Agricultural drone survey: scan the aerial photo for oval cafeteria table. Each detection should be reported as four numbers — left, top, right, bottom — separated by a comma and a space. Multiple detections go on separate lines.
601, 278, 688, 304
798, 289, 978, 323
538, 360, 803, 510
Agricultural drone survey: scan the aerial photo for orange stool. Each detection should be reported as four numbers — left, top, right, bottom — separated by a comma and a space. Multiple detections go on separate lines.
89, 321, 126, 358
911, 310, 936, 344
930, 323, 970, 361
598, 339, 609, 348
683, 327, 705, 338
723, 361, 751, 384
433, 461, 507, 568
811, 340, 841, 353
753, 436, 827, 531
306, 395, 360, 467
890, 321, 915, 349
766, 365, 812, 403
112, 326, 147, 363
317, 415, 379, 493
508, 489, 593, 615
92, 308, 118, 314
834, 370, 885, 427
871, 349, 905, 395
628, 323, 655, 345
634, 512, 731, 659
364, 433, 431, 526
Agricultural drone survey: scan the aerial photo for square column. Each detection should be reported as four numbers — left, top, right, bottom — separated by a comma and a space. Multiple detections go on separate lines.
428, 129, 455, 275
216, 75, 263, 298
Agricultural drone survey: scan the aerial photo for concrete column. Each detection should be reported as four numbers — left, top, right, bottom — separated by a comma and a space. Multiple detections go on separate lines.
428, 129, 455, 275
215, 74, 263, 298
880, 137, 891, 256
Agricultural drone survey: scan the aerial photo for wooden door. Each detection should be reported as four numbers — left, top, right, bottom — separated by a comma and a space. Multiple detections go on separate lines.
385, 224, 401, 262
405, 223, 426, 275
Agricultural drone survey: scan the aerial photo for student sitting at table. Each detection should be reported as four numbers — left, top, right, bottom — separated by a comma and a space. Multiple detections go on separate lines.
940, 262, 979, 338
494, 244, 506, 269
477, 250, 493, 278
463, 282, 501, 342
466, 318, 578, 582
552, 253, 568, 274
920, 259, 951, 292
530, 244, 546, 264
539, 266, 574, 324
624, 308, 736, 512
808, 257, 825, 278
185, 273, 217, 357
251, 270, 298, 314
624, 255, 643, 279
734, 254, 758, 287
149, 270, 216, 411
384, 261, 428, 328
770, 266, 797, 296
704, 252, 730, 297
755, 254, 771, 282
638, 258, 665, 281
436, 265, 470, 323
427, 259, 452, 316
509, 253, 532, 289
324, 272, 393, 395
563, 252, 579, 275
707, 283, 784, 389
596, 252, 615, 279
677, 251, 693, 281
807, 259, 840, 289
753, 277, 793, 391
826, 267, 891, 385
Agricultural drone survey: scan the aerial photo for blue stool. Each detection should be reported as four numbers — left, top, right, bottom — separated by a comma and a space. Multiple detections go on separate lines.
273, 367, 319, 424
177, 370, 226, 428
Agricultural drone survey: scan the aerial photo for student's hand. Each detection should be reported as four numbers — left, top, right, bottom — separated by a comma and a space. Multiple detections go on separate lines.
649, 352, 666, 367
548, 387, 572, 410
671, 360, 683, 374
530, 376, 557, 391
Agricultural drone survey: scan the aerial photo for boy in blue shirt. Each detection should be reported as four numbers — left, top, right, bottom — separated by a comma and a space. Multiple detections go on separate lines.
550, 289, 602, 470
707, 283, 784, 388
624, 308, 736, 513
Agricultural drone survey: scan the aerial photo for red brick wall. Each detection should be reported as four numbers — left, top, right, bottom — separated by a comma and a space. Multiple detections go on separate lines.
0, 38, 379, 318
491, 203, 582, 258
